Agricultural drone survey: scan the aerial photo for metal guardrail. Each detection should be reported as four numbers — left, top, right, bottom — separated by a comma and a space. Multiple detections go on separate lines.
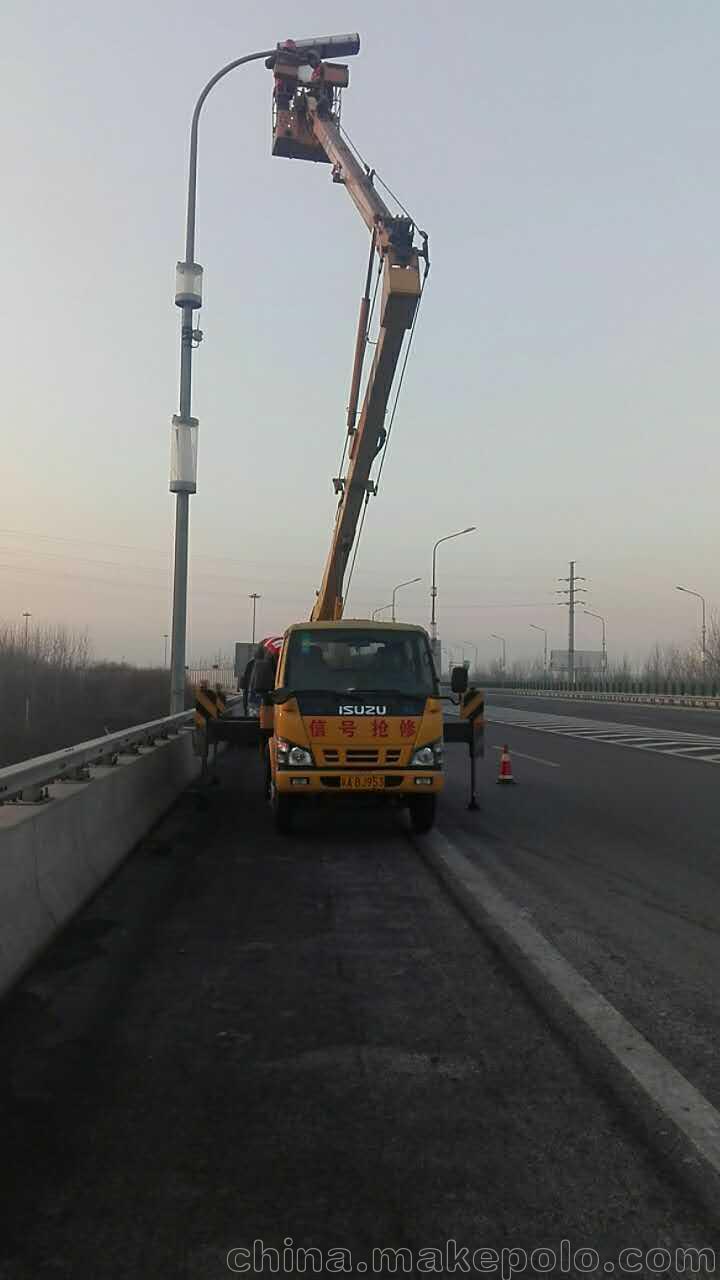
484, 686, 720, 710
187, 667, 236, 690
0, 710, 196, 805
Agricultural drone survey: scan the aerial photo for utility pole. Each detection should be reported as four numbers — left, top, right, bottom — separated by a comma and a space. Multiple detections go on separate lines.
249, 592, 261, 645
556, 562, 586, 685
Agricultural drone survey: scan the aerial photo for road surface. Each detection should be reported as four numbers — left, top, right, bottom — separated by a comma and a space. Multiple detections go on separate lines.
440, 692, 720, 1113
1, 719, 719, 1276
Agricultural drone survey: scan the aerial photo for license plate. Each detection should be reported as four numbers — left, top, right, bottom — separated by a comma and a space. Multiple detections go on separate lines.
340, 774, 385, 790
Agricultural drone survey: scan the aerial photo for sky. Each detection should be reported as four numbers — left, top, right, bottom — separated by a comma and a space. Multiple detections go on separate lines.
1, 0, 718, 669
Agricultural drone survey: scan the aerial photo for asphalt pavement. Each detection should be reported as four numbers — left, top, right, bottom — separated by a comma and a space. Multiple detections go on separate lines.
488, 691, 720, 737
439, 691, 720, 1116
1, 744, 718, 1277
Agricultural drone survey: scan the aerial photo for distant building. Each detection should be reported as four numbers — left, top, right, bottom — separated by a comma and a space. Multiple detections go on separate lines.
550, 649, 604, 678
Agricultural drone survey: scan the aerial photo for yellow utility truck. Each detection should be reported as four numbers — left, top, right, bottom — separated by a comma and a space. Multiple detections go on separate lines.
258, 621, 445, 833
247, 36, 482, 833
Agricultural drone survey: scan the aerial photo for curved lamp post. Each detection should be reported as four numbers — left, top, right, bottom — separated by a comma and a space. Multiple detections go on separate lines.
583, 610, 607, 675
676, 586, 707, 672
169, 34, 361, 712
430, 527, 475, 648
392, 576, 421, 622
490, 633, 506, 671
463, 641, 479, 670
530, 623, 548, 675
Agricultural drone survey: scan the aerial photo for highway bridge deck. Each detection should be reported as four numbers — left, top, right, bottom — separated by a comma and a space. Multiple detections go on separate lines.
2, 709, 719, 1275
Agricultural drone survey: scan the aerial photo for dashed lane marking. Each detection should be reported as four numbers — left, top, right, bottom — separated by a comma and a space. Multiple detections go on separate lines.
486, 706, 720, 766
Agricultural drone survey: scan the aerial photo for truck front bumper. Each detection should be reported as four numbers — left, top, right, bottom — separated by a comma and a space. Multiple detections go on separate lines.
275, 769, 443, 796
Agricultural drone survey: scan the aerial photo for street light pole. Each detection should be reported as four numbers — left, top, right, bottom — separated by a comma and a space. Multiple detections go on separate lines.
463, 641, 479, 672
168, 35, 359, 713
490, 633, 506, 671
392, 576, 421, 622
529, 623, 548, 676
249, 592, 261, 645
163, 633, 169, 667
583, 611, 607, 676
169, 47, 276, 713
676, 586, 707, 673
372, 604, 393, 621
22, 612, 31, 729
430, 527, 476, 650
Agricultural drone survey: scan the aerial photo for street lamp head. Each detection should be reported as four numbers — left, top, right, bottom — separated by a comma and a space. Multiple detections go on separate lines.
277, 33, 361, 59
676, 585, 705, 604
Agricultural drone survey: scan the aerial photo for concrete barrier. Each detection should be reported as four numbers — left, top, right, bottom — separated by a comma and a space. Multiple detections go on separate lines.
0, 731, 200, 999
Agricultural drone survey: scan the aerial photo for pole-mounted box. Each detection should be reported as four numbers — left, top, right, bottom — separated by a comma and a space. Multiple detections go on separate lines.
175, 262, 203, 309
170, 415, 198, 493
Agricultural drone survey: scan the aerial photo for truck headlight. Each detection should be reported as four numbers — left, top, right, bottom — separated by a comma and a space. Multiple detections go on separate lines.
276, 739, 313, 767
410, 742, 443, 768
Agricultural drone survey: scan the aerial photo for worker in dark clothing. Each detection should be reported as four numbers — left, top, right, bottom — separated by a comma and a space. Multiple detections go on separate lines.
240, 657, 255, 716
270, 38, 300, 112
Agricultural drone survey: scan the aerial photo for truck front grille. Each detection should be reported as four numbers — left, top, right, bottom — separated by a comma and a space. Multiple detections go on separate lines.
318, 747, 404, 766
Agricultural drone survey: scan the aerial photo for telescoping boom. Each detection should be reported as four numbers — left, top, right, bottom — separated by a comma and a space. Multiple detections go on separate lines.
267, 38, 429, 620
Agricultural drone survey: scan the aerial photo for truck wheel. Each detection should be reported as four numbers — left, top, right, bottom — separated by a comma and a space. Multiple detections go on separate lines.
408, 794, 436, 834
269, 779, 294, 834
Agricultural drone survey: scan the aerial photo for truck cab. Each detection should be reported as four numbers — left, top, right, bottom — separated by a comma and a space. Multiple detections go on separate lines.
258, 620, 444, 833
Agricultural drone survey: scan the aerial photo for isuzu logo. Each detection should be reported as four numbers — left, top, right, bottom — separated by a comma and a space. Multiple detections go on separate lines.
338, 704, 388, 716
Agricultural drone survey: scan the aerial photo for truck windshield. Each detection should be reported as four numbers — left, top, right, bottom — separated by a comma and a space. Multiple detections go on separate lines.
283, 629, 437, 696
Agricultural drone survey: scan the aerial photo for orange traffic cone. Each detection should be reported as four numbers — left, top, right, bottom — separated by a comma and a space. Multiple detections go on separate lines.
497, 744, 516, 785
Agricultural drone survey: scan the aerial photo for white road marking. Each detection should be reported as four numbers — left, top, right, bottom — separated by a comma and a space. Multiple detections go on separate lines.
417, 829, 720, 1222
486, 706, 720, 767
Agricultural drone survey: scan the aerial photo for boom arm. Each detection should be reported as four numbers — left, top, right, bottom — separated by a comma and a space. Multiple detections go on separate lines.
309, 111, 422, 620
268, 45, 425, 621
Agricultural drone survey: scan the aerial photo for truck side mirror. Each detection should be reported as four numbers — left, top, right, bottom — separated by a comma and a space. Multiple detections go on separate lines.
451, 665, 468, 694
252, 658, 275, 694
